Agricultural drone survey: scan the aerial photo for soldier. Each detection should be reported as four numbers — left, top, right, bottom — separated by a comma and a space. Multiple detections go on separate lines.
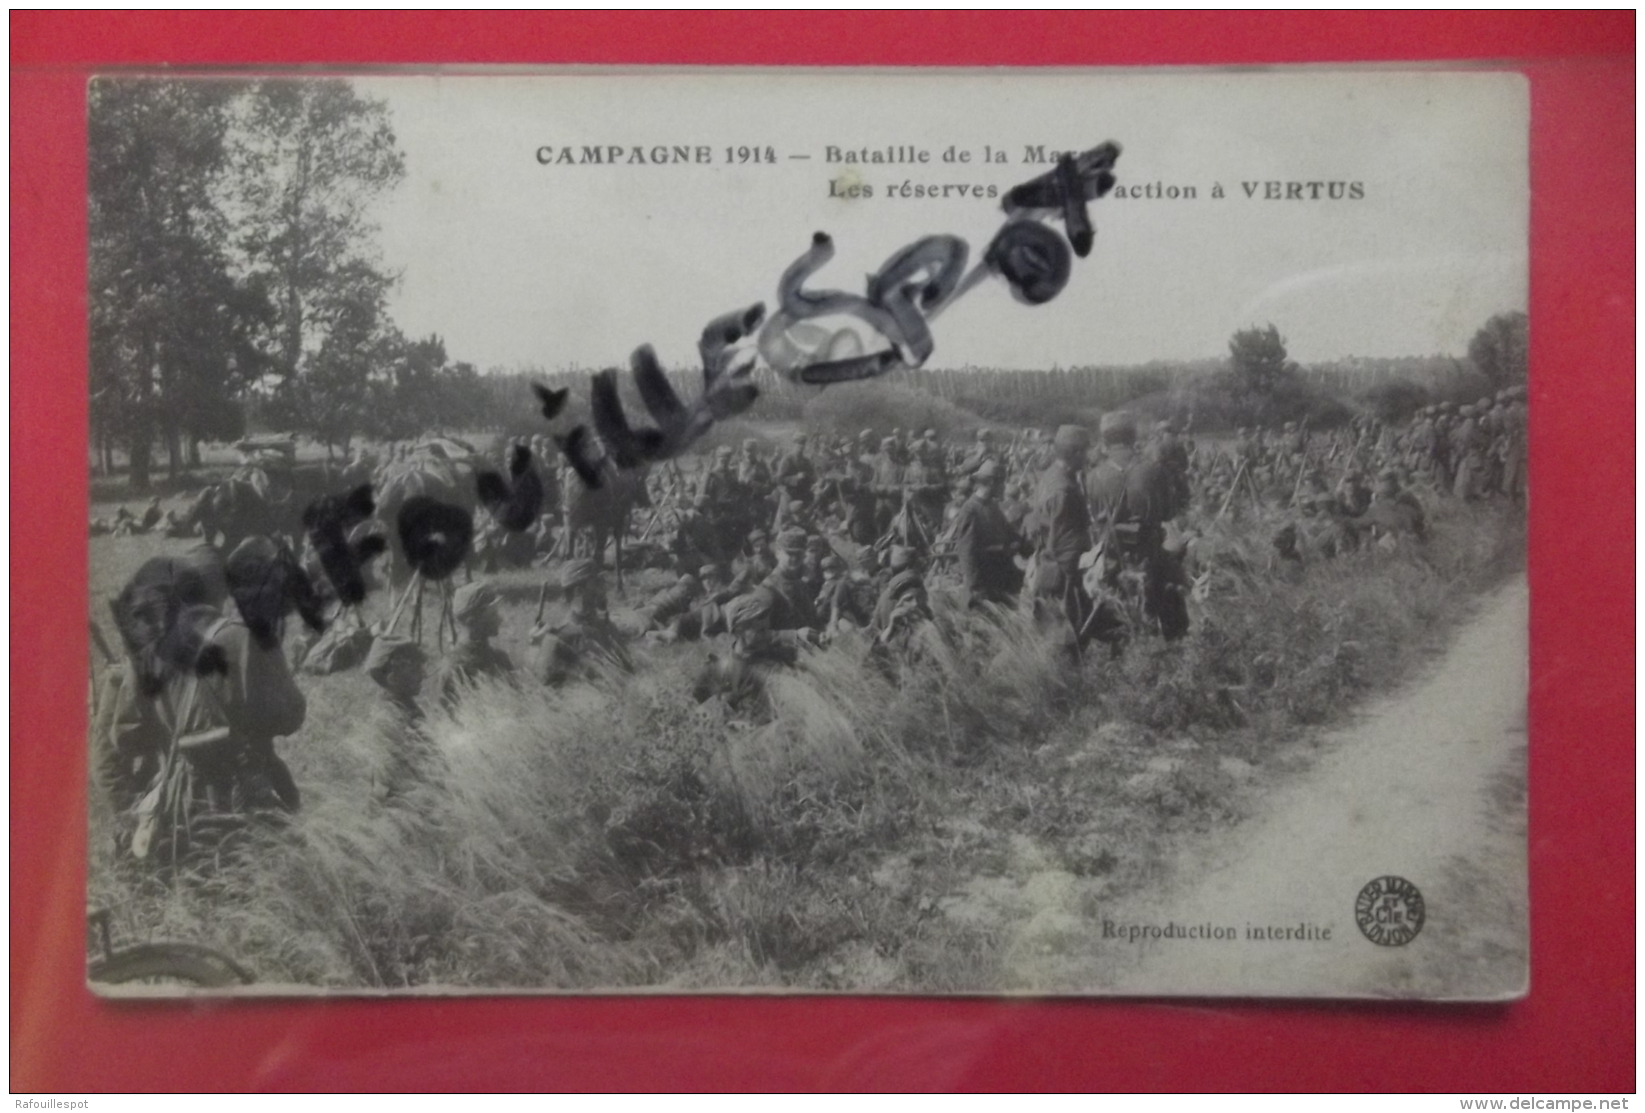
435, 582, 514, 710
668, 495, 725, 570
870, 435, 907, 539
1150, 419, 1192, 518
737, 438, 773, 489
1365, 468, 1427, 540
532, 559, 630, 687
761, 528, 819, 631
110, 549, 308, 849
814, 554, 853, 631
1029, 424, 1097, 655
773, 495, 815, 536
362, 635, 437, 802
1086, 411, 1189, 641
950, 461, 1027, 608
905, 436, 949, 548
732, 528, 775, 593
772, 431, 816, 507
955, 428, 998, 479
872, 545, 931, 650
697, 445, 745, 535
1450, 404, 1486, 500
832, 435, 880, 545
801, 534, 833, 603
634, 569, 703, 634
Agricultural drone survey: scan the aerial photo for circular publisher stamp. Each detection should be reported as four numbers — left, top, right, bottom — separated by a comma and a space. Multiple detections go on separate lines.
1355, 876, 1425, 946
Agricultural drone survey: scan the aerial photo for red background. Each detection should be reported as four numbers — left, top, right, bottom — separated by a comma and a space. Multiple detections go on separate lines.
11, 12, 1635, 1093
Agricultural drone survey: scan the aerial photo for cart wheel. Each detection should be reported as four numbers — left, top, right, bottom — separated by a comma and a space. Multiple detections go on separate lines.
88, 943, 254, 988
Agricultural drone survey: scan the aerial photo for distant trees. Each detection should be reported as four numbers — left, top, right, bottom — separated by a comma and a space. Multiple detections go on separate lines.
1467, 311, 1528, 389
1361, 378, 1432, 424
89, 79, 275, 490
1228, 324, 1300, 397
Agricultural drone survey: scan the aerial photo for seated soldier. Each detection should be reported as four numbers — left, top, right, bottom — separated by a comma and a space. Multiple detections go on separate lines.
435, 582, 513, 710
531, 558, 630, 687
872, 545, 932, 650
362, 635, 437, 802
635, 569, 703, 633
814, 554, 853, 631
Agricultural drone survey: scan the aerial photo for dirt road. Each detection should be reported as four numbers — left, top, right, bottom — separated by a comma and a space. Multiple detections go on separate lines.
969, 575, 1529, 999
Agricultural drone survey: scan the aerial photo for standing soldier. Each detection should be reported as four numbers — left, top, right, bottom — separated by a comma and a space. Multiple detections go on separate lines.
955, 428, 999, 480
900, 438, 945, 550
697, 445, 745, 536
870, 435, 907, 540
1087, 412, 1189, 641
772, 431, 816, 512
1150, 419, 1192, 518
1450, 403, 1486, 500
950, 461, 1027, 609
1030, 424, 1097, 656
737, 438, 772, 489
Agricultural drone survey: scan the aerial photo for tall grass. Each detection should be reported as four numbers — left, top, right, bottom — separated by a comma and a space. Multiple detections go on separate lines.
88, 500, 1524, 991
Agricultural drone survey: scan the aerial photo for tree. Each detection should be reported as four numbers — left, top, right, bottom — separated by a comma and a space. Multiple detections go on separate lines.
89, 78, 275, 490
264, 262, 393, 455
1467, 311, 1528, 389
221, 79, 405, 384
1228, 324, 1300, 397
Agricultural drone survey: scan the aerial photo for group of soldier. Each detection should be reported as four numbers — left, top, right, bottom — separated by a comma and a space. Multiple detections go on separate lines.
95, 384, 1528, 853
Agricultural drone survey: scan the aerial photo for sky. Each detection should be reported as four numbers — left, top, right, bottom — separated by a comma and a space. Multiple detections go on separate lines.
353, 69, 1528, 373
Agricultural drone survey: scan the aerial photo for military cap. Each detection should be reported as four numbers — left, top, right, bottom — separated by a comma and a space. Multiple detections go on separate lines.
859, 428, 874, 440
776, 528, 807, 554
1097, 412, 1136, 446
1055, 424, 1094, 455
821, 554, 845, 573
715, 445, 734, 458
888, 545, 914, 571
976, 461, 1002, 480
923, 428, 937, 439
880, 435, 897, 447
364, 635, 425, 686
723, 589, 773, 636
806, 534, 830, 553
787, 498, 805, 512
747, 528, 768, 544
699, 563, 725, 580
452, 581, 501, 622
560, 558, 598, 591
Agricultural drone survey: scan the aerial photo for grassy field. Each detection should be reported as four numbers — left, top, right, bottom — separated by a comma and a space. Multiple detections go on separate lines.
86, 454, 1525, 992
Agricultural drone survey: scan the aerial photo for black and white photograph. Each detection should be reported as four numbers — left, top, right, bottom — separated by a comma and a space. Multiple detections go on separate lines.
86, 68, 1528, 997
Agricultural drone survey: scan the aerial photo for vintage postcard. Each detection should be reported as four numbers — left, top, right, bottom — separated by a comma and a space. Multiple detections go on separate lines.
86, 68, 1528, 998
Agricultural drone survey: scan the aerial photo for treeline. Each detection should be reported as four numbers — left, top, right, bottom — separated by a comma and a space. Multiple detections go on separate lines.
471, 314, 1526, 440
90, 77, 487, 485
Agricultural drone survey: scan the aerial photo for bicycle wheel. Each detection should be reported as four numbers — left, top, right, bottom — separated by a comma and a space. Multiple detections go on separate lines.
88, 943, 255, 988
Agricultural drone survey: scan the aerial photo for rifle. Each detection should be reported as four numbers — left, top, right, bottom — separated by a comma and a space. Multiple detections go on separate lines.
534, 580, 552, 627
